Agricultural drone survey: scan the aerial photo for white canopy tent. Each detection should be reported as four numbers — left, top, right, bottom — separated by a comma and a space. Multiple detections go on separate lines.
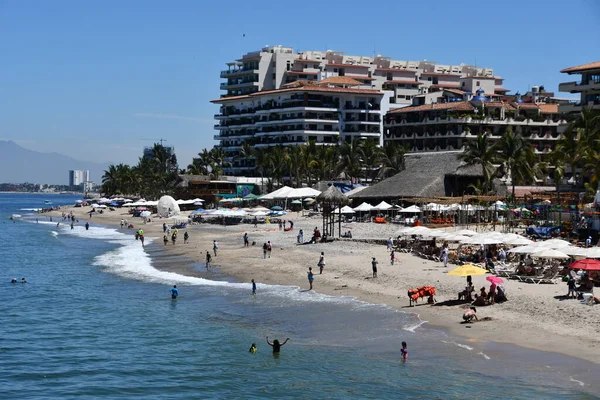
373, 201, 393, 211
261, 186, 293, 200
399, 205, 421, 213
332, 205, 355, 214
353, 202, 374, 212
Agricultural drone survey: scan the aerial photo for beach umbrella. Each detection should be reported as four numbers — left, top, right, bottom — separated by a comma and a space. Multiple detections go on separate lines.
75, 200, 83, 204
139, 211, 151, 217
373, 201, 393, 211
271, 206, 283, 211
505, 236, 534, 245
568, 259, 600, 271
564, 247, 589, 257
443, 234, 472, 242
532, 248, 569, 259
454, 229, 477, 236
536, 238, 571, 248
399, 205, 421, 213
462, 236, 503, 245
290, 200, 302, 205
448, 264, 487, 277
584, 247, 600, 258
507, 245, 541, 254
486, 276, 504, 284
427, 229, 449, 238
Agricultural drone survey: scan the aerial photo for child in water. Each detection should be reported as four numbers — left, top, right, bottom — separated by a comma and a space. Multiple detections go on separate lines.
249, 343, 257, 354
401, 341, 408, 360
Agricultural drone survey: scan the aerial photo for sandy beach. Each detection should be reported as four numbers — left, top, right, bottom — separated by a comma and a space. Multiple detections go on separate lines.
49, 206, 600, 364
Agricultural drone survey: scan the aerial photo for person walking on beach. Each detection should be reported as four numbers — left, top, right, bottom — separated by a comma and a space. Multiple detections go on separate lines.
120, 219, 124, 228
253, 217, 258, 228
441, 244, 449, 268
266, 337, 289, 354
205, 251, 212, 269
318, 252, 326, 274
163, 235, 168, 246
278, 220, 282, 231
244, 232, 249, 247
267, 241, 272, 258
307, 267, 314, 290
171, 231, 177, 245
390, 250, 395, 265
401, 341, 408, 361
289, 220, 294, 230
251, 279, 256, 296
213, 240, 219, 256
386, 237, 393, 251
184, 231, 189, 244
163, 223, 167, 233
262, 242, 268, 259
371, 257, 378, 278
170, 285, 178, 299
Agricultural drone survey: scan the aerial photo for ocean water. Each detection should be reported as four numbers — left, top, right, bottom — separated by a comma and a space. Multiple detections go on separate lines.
1, 193, 599, 399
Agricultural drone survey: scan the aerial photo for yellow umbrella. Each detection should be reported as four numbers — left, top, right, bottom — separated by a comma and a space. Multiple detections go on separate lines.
448, 264, 487, 277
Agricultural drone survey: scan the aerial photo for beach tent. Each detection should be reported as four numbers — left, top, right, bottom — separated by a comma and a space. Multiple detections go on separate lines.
285, 187, 321, 199
373, 201, 393, 211
353, 202, 374, 212
157, 195, 180, 218
261, 186, 293, 200
505, 236, 534, 246
399, 205, 421, 213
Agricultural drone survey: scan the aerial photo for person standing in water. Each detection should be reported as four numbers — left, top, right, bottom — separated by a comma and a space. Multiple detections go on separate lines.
184, 231, 189, 244
401, 341, 408, 360
251, 279, 256, 295
85, 222, 90, 231
170, 285, 178, 299
307, 267, 314, 290
266, 337, 289, 354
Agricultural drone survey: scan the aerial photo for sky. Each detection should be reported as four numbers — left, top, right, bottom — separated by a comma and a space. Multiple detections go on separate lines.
1, 0, 599, 168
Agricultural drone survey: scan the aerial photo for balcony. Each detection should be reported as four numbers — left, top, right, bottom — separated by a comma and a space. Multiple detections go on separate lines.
344, 120, 380, 125
559, 80, 600, 93
256, 129, 340, 137
342, 131, 381, 138
220, 69, 259, 78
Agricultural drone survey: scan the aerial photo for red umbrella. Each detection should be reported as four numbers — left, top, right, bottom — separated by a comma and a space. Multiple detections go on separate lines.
486, 276, 504, 284
569, 259, 600, 271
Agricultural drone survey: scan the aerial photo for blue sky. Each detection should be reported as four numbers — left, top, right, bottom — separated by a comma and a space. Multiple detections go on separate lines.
1, 0, 599, 167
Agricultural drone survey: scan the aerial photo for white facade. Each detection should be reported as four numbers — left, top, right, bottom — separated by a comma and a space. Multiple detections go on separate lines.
220, 46, 506, 108
69, 170, 89, 186
212, 85, 386, 175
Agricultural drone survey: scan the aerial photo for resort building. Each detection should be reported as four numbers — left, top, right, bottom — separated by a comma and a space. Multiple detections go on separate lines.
212, 81, 388, 175
219, 46, 506, 108
69, 170, 89, 186
383, 90, 567, 182
559, 61, 600, 113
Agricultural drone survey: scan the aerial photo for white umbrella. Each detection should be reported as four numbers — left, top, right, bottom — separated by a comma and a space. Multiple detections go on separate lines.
537, 238, 571, 248
402, 226, 432, 236
91, 203, 100, 208
454, 229, 478, 236
399, 205, 421, 213
373, 201, 392, 211
531, 248, 570, 259
353, 202, 374, 212
564, 247, 590, 257
444, 234, 472, 242
505, 236, 534, 245
462, 236, 503, 245
427, 229, 450, 238
140, 211, 152, 218
507, 244, 542, 254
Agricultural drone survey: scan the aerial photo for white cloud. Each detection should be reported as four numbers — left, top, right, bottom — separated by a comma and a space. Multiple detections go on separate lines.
132, 113, 212, 123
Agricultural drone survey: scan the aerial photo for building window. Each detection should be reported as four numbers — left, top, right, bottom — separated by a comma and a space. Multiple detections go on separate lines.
476, 81, 480, 86
427, 77, 432, 81
272, 73, 276, 79
461, 82, 465, 87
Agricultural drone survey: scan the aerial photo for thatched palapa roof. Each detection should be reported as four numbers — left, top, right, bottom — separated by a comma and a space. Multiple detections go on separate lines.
317, 186, 348, 205
349, 152, 484, 200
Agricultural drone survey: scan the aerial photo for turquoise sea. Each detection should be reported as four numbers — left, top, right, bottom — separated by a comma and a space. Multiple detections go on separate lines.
1, 193, 599, 399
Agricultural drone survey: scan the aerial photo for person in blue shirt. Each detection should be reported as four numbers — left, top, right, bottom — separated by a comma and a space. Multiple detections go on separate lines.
251, 279, 256, 295
170, 285, 178, 299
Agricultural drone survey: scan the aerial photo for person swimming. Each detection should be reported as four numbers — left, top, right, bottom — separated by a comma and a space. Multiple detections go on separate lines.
11, 278, 17, 283
170, 285, 178, 299
266, 336, 289, 354
401, 341, 408, 360
249, 343, 257, 354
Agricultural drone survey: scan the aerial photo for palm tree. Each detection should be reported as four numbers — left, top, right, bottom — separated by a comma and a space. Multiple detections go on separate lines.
101, 165, 119, 195
378, 142, 406, 179
359, 140, 381, 182
287, 145, 304, 187
254, 147, 270, 188
553, 124, 584, 187
269, 146, 288, 187
208, 147, 230, 180
494, 129, 536, 199
338, 139, 363, 183
459, 133, 497, 194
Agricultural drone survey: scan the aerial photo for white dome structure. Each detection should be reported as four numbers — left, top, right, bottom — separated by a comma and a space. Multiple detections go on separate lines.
157, 195, 180, 218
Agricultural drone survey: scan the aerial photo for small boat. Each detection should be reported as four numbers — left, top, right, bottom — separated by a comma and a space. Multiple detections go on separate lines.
44, 200, 53, 204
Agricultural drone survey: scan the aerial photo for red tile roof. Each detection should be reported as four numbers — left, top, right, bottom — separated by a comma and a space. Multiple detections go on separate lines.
389, 101, 476, 114
350, 76, 375, 81
538, 104, 559, 114
485, 101, 516, 111
375, 67, 417, 73
462, 75, 495, 80
384, 80, 422, 86
512, 103, 539, 110
420, 72, 461, 77
431, 83, 461, 89
494, 87, 510, 92
560, 61, 600, 73
211, 85, 382, 103
326, 63, 370, 69
286, 71, 319, 75
443, 88, 467, 96
318, 76, 363, 86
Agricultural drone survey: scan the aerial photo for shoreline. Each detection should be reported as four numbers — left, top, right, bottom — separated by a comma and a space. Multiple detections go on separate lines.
46, 206, 600, 365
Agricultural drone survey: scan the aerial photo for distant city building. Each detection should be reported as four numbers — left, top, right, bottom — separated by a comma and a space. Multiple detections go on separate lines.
142, 144, 178, 173
69, 170, 89, 186
558, 61, 600, 113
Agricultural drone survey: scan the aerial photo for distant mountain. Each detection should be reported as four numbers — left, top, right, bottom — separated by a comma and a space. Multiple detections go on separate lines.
0, 140, 110, 185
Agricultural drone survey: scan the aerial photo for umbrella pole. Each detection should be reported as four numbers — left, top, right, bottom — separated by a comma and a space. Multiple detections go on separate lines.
338, 206, 341, 238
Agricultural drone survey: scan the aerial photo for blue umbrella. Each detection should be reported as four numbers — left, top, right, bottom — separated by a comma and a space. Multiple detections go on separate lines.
271, 206, 283, 211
